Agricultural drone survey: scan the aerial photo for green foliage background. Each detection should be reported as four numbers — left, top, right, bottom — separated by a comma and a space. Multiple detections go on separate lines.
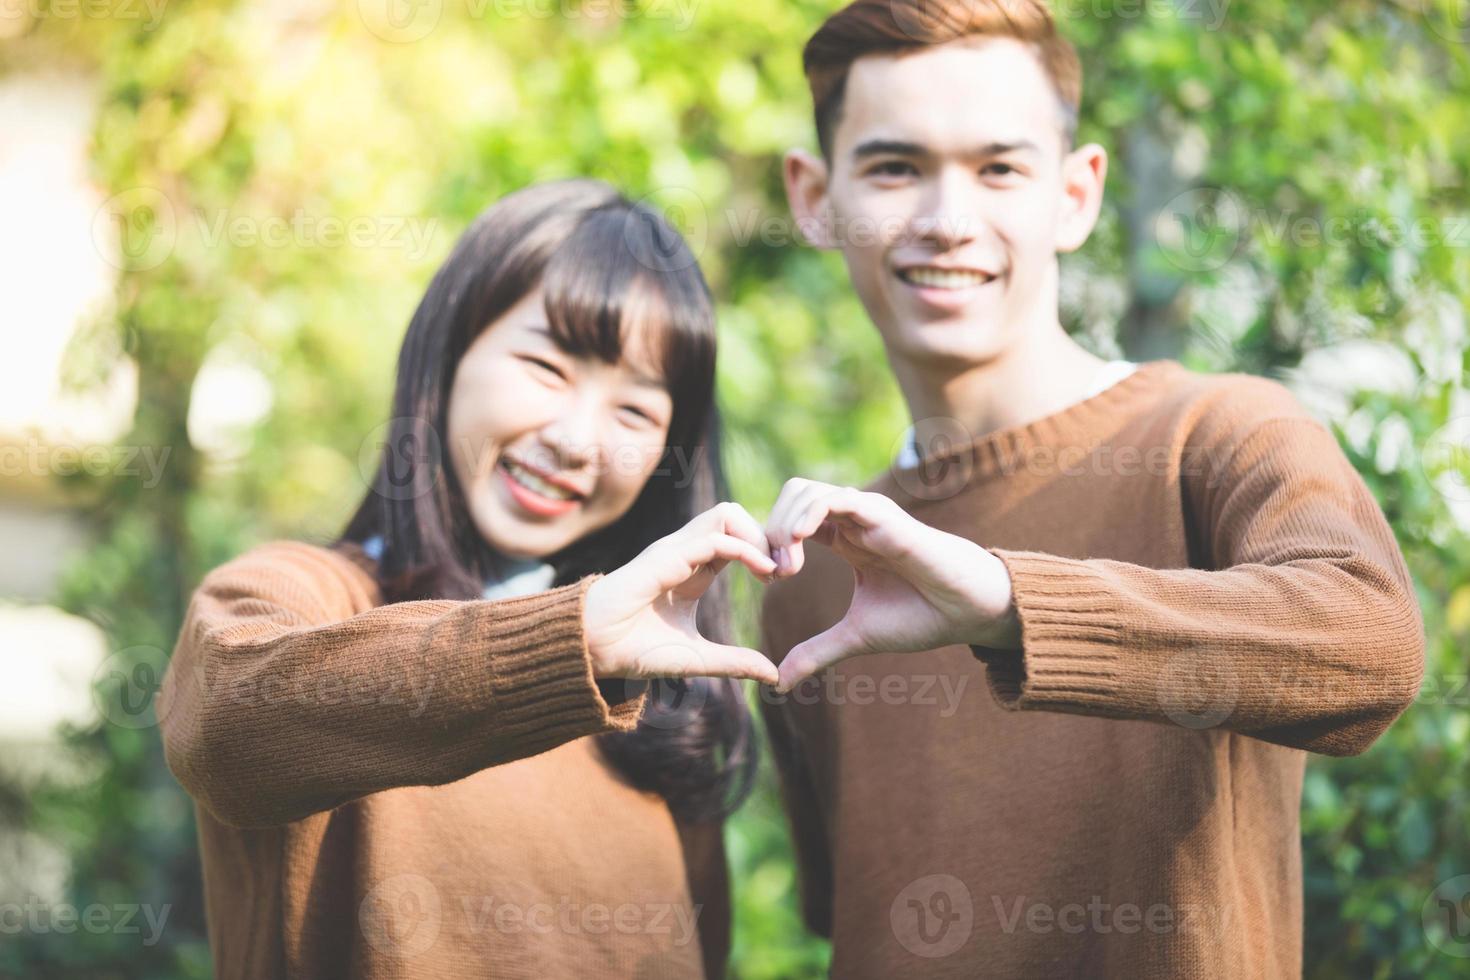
4, 0, 1469, 976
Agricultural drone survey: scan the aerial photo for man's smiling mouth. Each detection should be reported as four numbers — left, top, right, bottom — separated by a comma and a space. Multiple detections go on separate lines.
895, 266, 998, 289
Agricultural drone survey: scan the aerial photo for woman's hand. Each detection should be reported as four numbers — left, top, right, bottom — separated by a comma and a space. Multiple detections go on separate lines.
583, 502, 780, 685
764, 478, 1021, 692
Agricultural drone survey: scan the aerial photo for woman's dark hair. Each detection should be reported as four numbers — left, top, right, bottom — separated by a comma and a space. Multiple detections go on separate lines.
337, 178, 756, 823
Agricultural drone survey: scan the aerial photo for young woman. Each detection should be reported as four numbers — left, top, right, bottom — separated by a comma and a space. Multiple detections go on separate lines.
160, 179, 779, 979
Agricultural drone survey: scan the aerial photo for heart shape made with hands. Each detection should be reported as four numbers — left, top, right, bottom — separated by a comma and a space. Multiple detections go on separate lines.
759, 477, 1020, 692
582, 484, 1020, 694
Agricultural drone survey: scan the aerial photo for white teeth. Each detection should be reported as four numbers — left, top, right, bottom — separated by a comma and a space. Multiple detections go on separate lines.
502, 459, 577, 501
900, 267, 994, 289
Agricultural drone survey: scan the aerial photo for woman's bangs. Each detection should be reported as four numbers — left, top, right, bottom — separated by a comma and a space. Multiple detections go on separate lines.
538, 207, 715, 431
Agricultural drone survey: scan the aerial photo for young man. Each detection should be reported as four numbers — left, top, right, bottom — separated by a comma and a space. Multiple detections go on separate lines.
757, 2, 1426, 977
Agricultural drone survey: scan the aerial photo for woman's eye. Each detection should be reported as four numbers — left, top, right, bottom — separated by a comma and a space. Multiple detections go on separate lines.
619, 405, 658, 427
521, 355, 568, 381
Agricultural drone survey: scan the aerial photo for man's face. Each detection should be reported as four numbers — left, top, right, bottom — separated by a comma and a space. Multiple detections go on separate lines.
795, 38, 1099, 367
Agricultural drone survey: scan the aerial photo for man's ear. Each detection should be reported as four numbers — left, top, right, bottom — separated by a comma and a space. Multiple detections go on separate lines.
783, 148, 836, 249
1055, 142, 1108, 254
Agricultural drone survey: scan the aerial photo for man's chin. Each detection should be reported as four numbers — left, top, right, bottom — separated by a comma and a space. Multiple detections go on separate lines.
887, 317, 1008, 366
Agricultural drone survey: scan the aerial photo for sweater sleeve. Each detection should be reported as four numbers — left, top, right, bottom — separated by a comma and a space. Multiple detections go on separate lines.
972, 400, 1426, 757
160, 540, 645, 828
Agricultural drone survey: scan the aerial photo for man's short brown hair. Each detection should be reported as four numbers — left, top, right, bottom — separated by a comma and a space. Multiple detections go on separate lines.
802, 0, 1082, 158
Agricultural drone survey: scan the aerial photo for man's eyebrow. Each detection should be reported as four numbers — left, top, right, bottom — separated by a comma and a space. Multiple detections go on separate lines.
851, 138, 1042, 161
524, 326, 666, 389
852, 139, 929, 161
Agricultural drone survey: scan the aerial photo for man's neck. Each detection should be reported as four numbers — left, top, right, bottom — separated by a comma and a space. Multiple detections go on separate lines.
889, 324, 1113, 442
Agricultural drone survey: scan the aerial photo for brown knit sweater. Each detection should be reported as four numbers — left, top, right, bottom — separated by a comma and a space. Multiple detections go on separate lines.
160, 540, 725, 979
759, 358, 1425, 979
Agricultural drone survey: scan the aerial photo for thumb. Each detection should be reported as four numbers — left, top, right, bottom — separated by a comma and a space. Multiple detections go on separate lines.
685, 640, 780, 685
776, 621, 865, 693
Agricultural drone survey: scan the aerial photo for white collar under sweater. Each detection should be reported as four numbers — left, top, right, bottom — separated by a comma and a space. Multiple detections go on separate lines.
359, 534, 557, 600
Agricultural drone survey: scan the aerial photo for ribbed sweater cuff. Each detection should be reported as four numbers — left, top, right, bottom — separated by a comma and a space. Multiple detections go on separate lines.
456, 575, 645, 745
971, 550, 1127, 712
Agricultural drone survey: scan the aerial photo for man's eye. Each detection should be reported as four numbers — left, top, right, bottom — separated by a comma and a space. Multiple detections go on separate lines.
982, 162, 1018, 178
869, 161, 917, 178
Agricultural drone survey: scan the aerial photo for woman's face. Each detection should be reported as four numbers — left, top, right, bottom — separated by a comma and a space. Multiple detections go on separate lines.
446, 285, 676, 560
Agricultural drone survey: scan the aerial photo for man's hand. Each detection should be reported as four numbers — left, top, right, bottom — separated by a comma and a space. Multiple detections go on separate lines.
764, 478, 1020, 692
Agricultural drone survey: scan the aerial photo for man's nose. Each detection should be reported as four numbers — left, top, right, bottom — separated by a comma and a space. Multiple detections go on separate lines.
911, 168, 982, 251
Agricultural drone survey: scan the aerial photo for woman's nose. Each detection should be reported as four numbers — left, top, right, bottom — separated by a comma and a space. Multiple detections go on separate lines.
540, 409, 600, 470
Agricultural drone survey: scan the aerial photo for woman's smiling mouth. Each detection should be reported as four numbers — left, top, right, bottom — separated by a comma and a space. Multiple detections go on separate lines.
497, 454, 587, 518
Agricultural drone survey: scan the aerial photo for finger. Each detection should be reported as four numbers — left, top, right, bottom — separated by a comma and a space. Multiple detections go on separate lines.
684, 502, 764, 552
680, 503, 774, 585
629, 640, 780, 685
679, 532, 777, 586
789, 487, 902, 575
696, 555, 731, 584
764, 476, 811, 564
707, 501, 771, 558
767, 480, 832, 576
801, 487, 885, 535
809, 518, 840, 549
632, 529, 776, 602
775, 485, 855, 578
687, 641, 780, 685
776, 621, 866, 692
765, 478, 820, 548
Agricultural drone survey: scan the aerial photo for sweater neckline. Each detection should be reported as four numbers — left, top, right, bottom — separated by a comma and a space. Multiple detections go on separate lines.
893, 358, 1140, 468
882, 357, 1182, 494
